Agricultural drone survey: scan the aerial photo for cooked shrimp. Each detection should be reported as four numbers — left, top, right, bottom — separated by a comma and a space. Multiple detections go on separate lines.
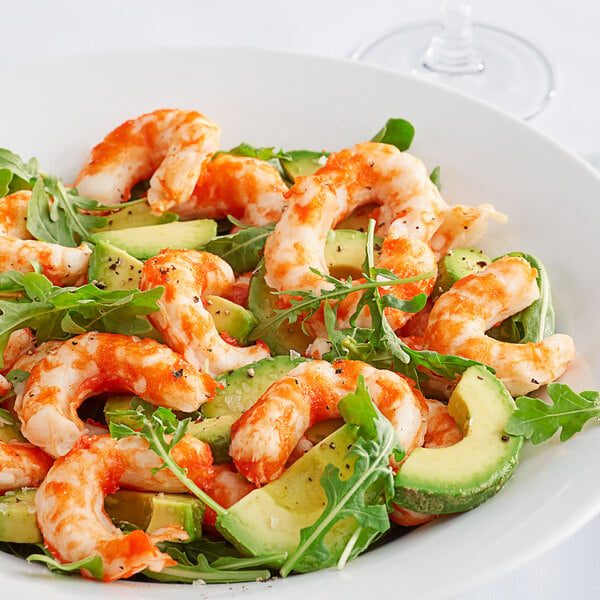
202, 464, 257, 529
264, 142, 446, 294
0, 328, 35, 372
0, 440, 53, 493
423, 255, 576, 396
0, 190, 32, 238
430, 204, 507, 260
74, 109, 220, 214
230, 359, 428, 484
140, 249, 269, 377
15, 332, 218, 457
0, 237, 91, 287
35, 435, 196, 582
391, 399, 462, 526
173, 154, 287, 226
118, 434, 214, 493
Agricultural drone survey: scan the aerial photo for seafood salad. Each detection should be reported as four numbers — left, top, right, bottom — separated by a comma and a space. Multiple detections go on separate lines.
0, 108, 595, 584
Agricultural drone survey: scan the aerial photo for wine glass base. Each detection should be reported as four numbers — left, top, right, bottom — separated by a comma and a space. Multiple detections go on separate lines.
352, 22, 555, 120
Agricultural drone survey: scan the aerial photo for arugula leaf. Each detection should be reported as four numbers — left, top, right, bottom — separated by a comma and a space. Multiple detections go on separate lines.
27, 552, 104, 580
27, 175, 107, 246
0, 148, 38, 196
201, 221, 276, 274
505, 384, 600, 444
0, 270, 163, 366
488, 252, 555, 344
222, 143, 292, 162
143, 546, 275, 583
370, 118, 415, 151
109, 406, 227, 517
279, 376, 401, 576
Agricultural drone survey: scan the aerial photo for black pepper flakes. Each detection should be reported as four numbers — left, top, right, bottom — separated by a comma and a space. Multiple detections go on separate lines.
173, 368, 184, 378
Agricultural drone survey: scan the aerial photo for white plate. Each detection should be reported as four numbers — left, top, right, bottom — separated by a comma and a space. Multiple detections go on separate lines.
0, 47, 599, 599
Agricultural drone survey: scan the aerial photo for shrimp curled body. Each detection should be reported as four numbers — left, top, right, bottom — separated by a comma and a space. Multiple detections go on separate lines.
0, 441, 53, 493
229, 359, 428, 484
174, 154, 287, 226
141, 249, 270, 377
423, 256, 576, 396
0, 191, 91, 286
74, 109, 220, 214
35, 435, 212, 582
15, 332, 218, 457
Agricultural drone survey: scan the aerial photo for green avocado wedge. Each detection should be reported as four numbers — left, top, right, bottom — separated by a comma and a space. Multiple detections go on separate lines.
393, 366, 524, 514
216, 425, 361, 571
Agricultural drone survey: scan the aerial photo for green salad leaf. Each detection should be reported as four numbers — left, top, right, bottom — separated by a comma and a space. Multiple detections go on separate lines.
488, 252, 555, 344
201, 219, 276, 274
429, 166, 442, 191
222, 143, 292, 162
27, 552, 104, 580
505, 384, 600, 444
0, 147, 108, 246
0, 269, 163, 366
280, 376, 401, 576
371, 118, 415, 151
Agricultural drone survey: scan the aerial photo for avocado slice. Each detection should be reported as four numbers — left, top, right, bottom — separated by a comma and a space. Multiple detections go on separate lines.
217, 425, 362, 570
88, 241, 145, 291
0, 488, 204, 544
89, 219, 217, 260
280, 150, 328, 183
433, 246, 492, 299
94, 202, 178, 232
0, 489, 41, 543
394, 365, 524, 514
202, 355, 308, 420
248, 230, 381, 354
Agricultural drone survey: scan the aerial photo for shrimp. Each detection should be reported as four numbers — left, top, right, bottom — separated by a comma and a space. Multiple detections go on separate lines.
15, 332, 218, 457
423, 255, 576, 396
118, 434, 214, 493
0, 328, 36, 373
0, 190, 32, 238
74, 109, 220, 214
264, 143, 445, 294
430, 203, 507, 260
35, 435, 209, 582
140, 249, 270, 377
173, 154, 287, 226
391, 399, 462, 526
0, 440, 53, 493
0, 191, 92, 286
230, 359, 428, 484
202, 464, 257, 529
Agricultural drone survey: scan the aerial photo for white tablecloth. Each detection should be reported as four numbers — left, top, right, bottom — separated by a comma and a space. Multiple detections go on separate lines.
2, 1, 599, 597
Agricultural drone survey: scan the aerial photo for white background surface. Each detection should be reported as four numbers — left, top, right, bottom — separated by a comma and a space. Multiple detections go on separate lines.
1, 1, 599, 598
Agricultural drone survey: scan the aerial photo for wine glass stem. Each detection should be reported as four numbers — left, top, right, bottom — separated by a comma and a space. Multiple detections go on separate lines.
422, 1, 485, 74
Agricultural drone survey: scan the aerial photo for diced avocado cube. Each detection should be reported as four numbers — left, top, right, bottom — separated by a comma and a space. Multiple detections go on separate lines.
433, 247, 492, 299
0, 489, 42, 543
88, 241, 144, 291
280, 150, 328, 182
94, 202, 178, 232
105, 490, 204, 541
204, 295, 257, 346
394, 366, 524, 514
89, 219, 217, 260
0, 411, 26, 444
188, 416, 235, 464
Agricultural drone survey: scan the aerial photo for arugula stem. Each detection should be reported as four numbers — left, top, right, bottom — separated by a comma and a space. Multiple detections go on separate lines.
145, 425, 228, 517
337, 527, 362, 571
249, 271, 433, 342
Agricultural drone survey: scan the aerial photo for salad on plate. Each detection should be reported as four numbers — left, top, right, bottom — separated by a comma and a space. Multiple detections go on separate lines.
0, 108, 596, 584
